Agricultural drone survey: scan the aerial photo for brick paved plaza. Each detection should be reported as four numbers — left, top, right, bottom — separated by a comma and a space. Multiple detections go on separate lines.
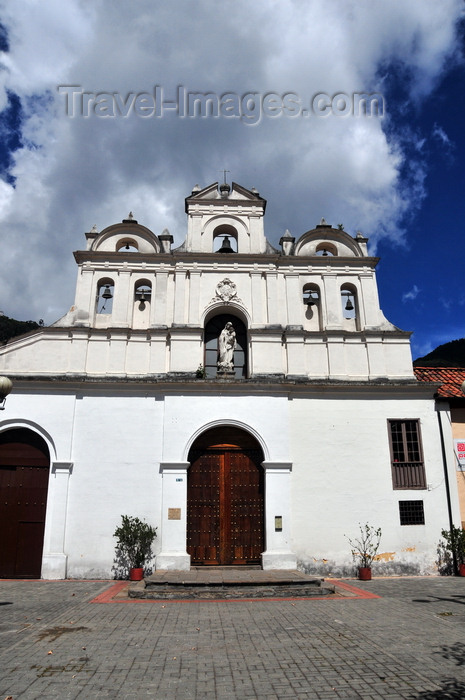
0, 576, 464, 699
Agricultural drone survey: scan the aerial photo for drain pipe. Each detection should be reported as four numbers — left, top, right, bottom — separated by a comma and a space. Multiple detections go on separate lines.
436, 401, 458, 575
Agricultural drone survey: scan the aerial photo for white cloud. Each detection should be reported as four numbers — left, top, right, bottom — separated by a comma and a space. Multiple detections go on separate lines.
402, 285, 421, 303
0, 0, 463, 322
432, 123, 453, 147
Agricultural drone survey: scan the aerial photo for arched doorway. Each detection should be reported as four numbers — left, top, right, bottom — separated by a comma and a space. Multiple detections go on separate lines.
187, 426, 264, 565
0, 428, 50, 578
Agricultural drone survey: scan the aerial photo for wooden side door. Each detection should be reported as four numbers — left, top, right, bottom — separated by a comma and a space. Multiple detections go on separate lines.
228, 449, 264, 565
187, 450, 221, 565
187, 447, 264, 565
0, 431, 50, 579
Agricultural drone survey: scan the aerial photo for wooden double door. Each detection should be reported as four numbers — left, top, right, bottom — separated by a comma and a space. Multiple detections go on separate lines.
187, 446, 264, 565
0, 429, 50, 579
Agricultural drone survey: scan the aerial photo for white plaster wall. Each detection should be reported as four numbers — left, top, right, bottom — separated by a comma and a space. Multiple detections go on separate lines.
1, 389, 75, 462
59, 390, 294, 577
0, 327, 415, 381
289, 395, 459, 575
0, 252, 415, 380
161, 392, 290, 463
63, 394, 163, 578
0, 387, 458, 578
1, 335, 71, 374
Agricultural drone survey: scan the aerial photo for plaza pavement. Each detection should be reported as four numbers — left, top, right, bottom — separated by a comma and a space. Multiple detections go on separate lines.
0, 575, 464, 699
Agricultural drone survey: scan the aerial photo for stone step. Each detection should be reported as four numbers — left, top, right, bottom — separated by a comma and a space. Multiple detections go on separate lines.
128, 570, 335, 600
191, 565, 262, 571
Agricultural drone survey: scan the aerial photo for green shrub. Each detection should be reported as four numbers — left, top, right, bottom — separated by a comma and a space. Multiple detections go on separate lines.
113, 515, 157, 569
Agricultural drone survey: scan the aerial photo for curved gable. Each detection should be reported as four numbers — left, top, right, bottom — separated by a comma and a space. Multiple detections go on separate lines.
294, 224, 366, 258
92, 222, 161, 254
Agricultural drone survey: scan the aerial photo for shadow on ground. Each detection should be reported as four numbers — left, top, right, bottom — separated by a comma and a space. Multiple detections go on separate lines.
411, 680, 465, 699
411, 644, 465, 699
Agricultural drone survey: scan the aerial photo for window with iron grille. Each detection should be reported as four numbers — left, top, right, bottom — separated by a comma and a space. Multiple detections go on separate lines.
388, 420, 426, 489
399, 500, 425, 525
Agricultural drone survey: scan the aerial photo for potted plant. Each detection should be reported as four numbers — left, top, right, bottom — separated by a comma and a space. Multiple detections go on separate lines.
346, 523, 382, 580
113, 515, 157, 581
441, 526, 465, 576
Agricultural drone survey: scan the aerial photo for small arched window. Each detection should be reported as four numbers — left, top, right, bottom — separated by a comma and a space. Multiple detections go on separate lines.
204, 314, 247, 378
96, 279, 115, 314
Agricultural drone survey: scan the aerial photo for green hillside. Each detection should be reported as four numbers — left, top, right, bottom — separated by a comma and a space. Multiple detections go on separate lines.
0, 315, 40, 344
413, 338, 465, 368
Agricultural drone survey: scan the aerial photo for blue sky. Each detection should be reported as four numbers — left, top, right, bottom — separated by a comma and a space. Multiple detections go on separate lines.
375, 35, 465, 359
0, 1, 464, 360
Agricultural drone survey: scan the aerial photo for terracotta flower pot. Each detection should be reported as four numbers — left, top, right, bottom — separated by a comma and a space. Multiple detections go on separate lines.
358, 566, 372, 581
459, 563, 465, 577
129, 567, 144, 581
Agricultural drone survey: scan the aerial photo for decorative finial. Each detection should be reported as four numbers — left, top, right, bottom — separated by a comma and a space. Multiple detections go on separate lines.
90, 224, 98, 233
122, 211, 138, 224
219, 182, 231, 198
319, 217, 328, 226
220, 169, 230, 184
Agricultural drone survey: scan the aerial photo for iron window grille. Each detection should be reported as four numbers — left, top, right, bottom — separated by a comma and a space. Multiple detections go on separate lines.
399, 500, 425, 525
388, 419, 426, 489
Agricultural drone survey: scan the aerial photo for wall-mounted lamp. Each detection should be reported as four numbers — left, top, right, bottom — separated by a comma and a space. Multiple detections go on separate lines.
0, 376, 13, 410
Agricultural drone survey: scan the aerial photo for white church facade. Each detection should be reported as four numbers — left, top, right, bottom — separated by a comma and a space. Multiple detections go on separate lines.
0, 182, 459, 579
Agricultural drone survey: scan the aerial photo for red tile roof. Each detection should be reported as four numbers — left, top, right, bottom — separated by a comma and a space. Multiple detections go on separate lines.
414, 367, 465, 398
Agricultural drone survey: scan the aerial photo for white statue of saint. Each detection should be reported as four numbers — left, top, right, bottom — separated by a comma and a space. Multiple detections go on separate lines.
218, 322, 236, 371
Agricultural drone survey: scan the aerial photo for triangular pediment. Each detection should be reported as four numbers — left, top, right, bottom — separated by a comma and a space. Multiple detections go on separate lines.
188, 182, 221, 200
185, 182, 266, 210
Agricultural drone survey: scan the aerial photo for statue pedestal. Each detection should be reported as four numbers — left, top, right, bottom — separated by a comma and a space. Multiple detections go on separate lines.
217, 368, 235, 379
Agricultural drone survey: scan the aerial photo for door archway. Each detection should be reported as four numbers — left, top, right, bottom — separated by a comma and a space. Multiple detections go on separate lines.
187, 426, 264, 565
0, 428, 50, 578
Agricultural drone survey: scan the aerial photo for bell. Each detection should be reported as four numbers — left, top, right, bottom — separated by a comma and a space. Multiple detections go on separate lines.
345, 297, 354, 311
139, 291, 146, 302
306, 295, 315, 306
218, 235, 234, 253
102, 285, 113, 300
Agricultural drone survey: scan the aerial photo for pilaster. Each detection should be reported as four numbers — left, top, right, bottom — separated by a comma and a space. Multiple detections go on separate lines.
261, 461, 297, 570
42, 462, 73, 580
155, 462, 191, 571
